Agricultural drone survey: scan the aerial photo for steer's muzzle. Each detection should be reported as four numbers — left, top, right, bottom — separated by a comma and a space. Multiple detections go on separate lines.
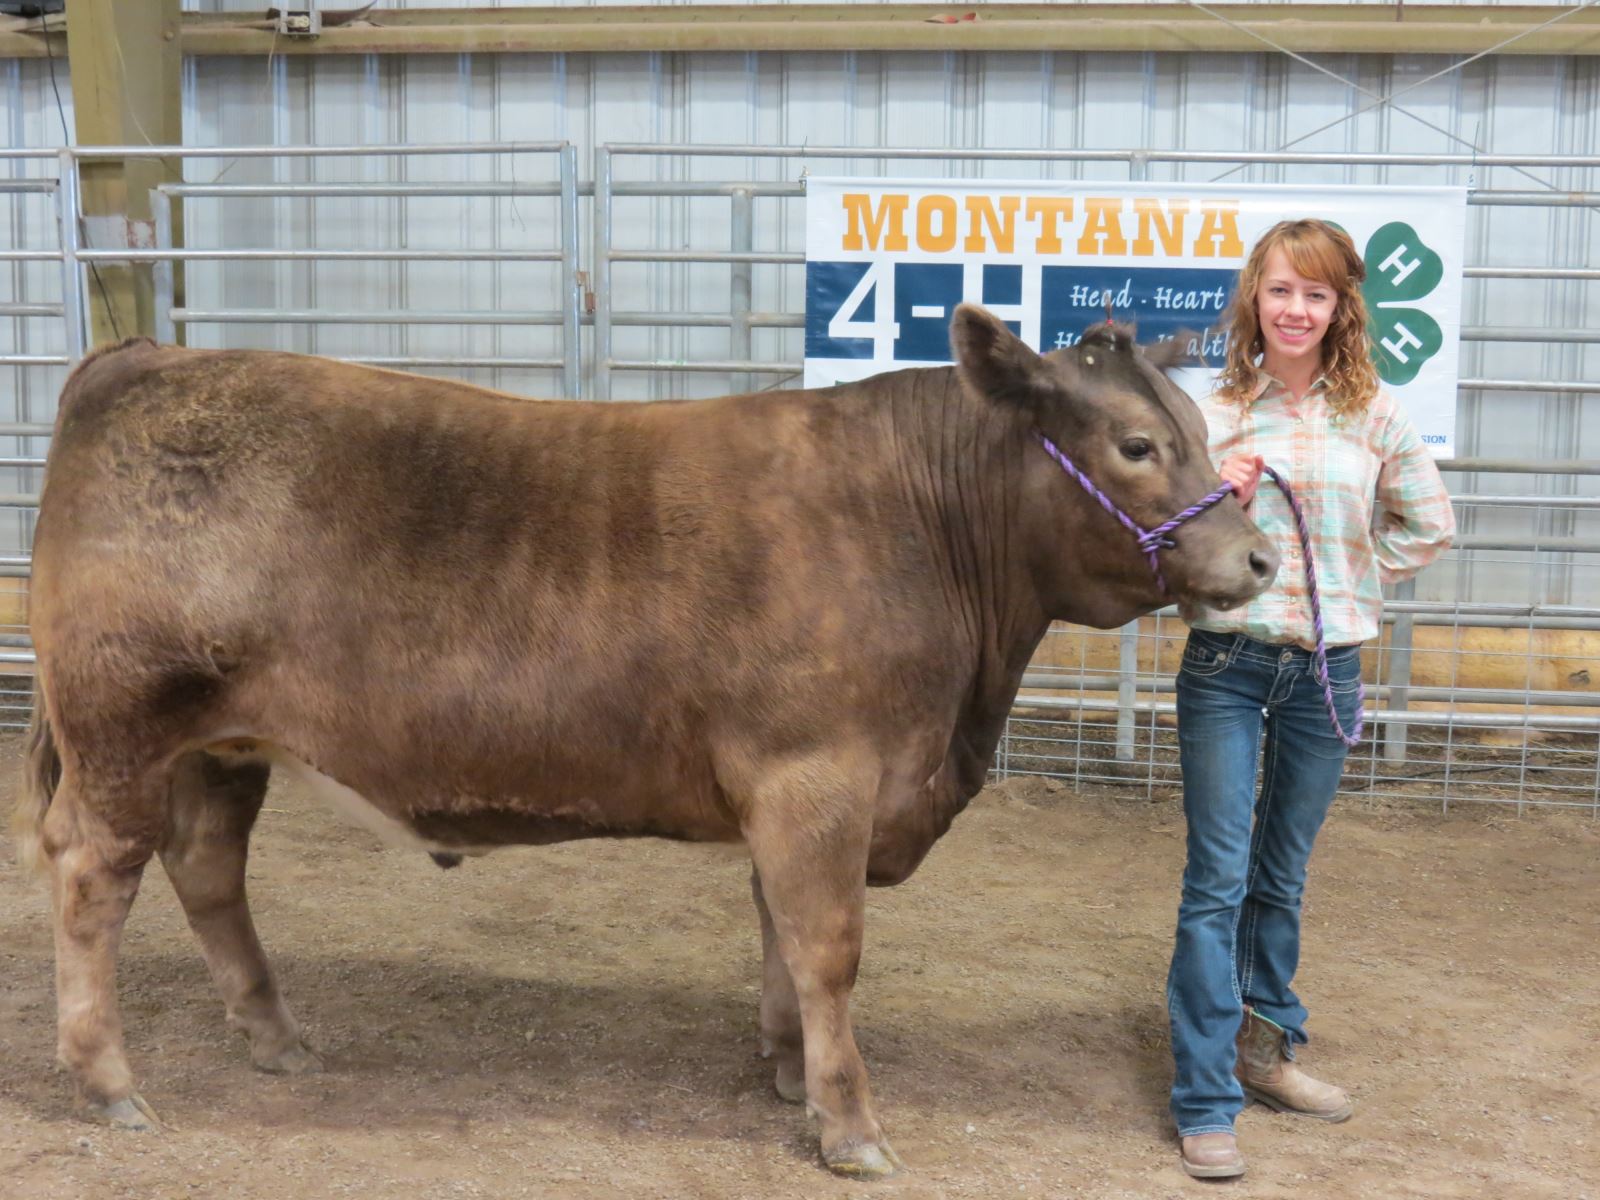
1192, 535, 1279, 611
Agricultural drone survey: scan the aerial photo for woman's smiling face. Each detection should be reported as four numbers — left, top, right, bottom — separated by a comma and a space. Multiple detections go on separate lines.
1254, 245, 1337, 373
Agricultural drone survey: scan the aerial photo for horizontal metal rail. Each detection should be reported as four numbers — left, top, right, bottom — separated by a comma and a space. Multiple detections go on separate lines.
609, 250, 804, 265
612, 182, 804, 198
614, 311, 800, 328
79, 249, 563, 263
1464, 267, 1600, 280
1452, 535, 1600, 552
1467, 192, 1600, 207
162, 183, 564, 199
1011, 694, 1600, 733
172, 308, 569, 326
1390, 601, 1600, 618
1459, 379, 1600, 394
1462, 326, 1600, 344
1018, 674, 1600, 708
1455, 495, 1600, 508
591, 186, 1591, 209
6, 143, 570, 160
606, 358, 799, 375
1086, 601, 1600, 632
341, 357, 564, 370
605, 145, 1600, 169
1439, 459, 1600, 474
169, 308, 805, 330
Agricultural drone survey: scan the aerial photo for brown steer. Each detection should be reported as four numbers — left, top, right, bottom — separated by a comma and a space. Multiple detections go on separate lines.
15, 305, 1275, 1176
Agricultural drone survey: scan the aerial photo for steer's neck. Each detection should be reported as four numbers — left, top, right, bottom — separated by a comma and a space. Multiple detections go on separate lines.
886, 369, 1052, 780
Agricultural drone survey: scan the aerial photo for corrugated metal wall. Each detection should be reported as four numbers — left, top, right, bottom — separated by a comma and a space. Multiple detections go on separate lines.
4, 36, 1598, 612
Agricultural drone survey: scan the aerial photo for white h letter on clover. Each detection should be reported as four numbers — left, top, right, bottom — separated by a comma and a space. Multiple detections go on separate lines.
1381, 322, 1425, 363
1378, 244, 1422, 288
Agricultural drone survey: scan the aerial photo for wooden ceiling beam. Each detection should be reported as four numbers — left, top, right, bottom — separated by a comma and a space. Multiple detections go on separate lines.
4, 5, 1600, 59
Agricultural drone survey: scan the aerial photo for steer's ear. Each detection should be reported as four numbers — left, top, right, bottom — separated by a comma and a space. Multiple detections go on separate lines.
1141, 328, 1203, 372
950, 303, 1053, 410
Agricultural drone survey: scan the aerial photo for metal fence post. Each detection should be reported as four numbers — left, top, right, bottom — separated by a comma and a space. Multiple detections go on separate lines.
1116, 621, 1138, 761
1383, 578, 1416, 764
593, 146, 614, 401
152, 187, 176, 345
559, 142, 581, 400
55, 150, 86, 365
730, 186, 753, 395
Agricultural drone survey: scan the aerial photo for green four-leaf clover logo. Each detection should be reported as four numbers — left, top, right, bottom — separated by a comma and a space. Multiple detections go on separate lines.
1362, 222, 1444, 386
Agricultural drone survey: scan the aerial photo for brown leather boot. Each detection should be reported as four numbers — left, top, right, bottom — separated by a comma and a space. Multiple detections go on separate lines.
1179, 1132, 1246, 1179
1235, 1006, 1353, 1122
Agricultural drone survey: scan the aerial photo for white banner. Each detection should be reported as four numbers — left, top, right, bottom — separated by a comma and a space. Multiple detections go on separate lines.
803, 179, 1465, 456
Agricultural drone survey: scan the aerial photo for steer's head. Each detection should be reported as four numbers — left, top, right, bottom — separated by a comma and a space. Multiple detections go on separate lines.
950, 303, 1277, 628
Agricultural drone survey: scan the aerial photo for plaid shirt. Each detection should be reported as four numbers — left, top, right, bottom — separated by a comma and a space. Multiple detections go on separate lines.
1180, 375, 1455, 649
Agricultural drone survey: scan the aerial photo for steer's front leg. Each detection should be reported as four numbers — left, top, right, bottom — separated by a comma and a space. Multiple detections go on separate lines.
742, 755, 901, 1179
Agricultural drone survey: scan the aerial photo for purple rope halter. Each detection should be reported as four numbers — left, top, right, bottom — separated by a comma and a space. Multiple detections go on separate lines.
1036, 434, 1363, 748
1035, 433, 1234, 595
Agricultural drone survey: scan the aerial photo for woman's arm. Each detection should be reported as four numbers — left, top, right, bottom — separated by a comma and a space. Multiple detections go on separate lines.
1373, 407, 1455, 584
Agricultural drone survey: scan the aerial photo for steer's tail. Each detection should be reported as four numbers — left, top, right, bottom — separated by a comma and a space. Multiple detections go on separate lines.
13, 680, 60, 873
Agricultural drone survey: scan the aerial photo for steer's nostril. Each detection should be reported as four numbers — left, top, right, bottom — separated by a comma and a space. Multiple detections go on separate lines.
1249, 549, 1275, 580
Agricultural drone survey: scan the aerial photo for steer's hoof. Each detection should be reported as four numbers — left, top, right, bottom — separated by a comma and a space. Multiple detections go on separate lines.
823, 1138, 904, 1179
84, 1093, 160, 1131
773, 1058, 807, 1105
252, 1039, 323, 1075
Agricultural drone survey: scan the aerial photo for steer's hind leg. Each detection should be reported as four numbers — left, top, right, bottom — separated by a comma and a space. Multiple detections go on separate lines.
751, 867, 806, 1103
158, 752, 320, 1075
41, 769, 162, 1129
742, 754, 902, 1179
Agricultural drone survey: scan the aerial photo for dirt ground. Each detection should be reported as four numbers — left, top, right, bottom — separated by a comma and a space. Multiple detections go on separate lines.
1, 740, 1597, 1200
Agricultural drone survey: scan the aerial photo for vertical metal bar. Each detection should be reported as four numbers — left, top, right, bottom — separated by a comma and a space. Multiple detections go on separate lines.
152, 186, 176, 344
55, 150, 86, 364
1116, 621, 1137, 761
593, 145, 614, 401
1382, 577, 1415, 765
559, 142, 581, 399
730, 186, 753, 394
1441, 594, 1462, 817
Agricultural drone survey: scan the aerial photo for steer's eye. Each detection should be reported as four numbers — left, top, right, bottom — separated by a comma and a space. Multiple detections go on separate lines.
1121, 437, 1153, 461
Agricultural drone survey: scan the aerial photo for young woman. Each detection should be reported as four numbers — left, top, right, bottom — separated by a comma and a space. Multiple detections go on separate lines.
1168, 219, 1455, 1179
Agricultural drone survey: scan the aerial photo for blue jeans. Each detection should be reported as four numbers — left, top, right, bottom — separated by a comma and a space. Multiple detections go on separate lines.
1167, 628, 1363, 1137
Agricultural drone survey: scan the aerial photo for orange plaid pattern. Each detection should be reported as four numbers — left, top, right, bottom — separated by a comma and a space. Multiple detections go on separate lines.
1180, 376, 1455, 650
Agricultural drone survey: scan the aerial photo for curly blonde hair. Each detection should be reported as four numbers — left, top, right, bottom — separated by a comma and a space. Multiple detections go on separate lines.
1214, 218, 1380, 417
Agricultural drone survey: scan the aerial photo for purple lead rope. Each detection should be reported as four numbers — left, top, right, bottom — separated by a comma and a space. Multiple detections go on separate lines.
1259, 464, 1364, 748
1037, 433, 1363, 749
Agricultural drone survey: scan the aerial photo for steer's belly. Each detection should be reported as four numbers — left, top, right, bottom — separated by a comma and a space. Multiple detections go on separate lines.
204, 738, 743, 855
